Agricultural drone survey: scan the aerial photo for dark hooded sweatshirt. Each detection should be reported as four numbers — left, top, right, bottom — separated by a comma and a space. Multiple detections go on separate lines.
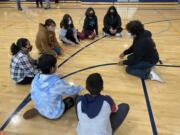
123, 30, 159, 65
83, 16, 98, 36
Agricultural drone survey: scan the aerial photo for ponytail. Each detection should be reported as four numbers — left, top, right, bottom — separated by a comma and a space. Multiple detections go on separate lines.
11, 42, 19, 55
10, 38, 28, 55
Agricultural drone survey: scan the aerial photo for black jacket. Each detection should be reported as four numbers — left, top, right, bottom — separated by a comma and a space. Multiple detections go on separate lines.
123, 30, 159, 65
83, 16, 98, 36
103, 14, 122, 33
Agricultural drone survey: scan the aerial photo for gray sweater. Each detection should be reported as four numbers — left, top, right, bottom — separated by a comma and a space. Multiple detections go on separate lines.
58, 27, 77, 45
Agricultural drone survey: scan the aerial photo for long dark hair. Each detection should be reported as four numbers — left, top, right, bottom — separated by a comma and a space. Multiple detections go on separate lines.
106, 6, 118, 16
10, 38, 28, 55
85, 7, 96, 18
60, 14, 74, 29
44, 19, 56, 27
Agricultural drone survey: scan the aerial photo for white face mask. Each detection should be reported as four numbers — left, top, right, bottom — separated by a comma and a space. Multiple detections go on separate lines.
128, 33, 133, 39
55, 66, 58, 73
49, 27, 55, 32
68, 21, 72, 25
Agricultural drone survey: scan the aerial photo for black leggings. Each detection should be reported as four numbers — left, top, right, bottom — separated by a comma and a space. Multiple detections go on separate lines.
17, 77, 34, 85
65, 29, 79, 44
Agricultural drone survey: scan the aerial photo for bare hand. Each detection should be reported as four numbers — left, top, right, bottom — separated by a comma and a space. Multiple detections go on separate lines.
119, 53, 125, 59
88, 35, 92, 39
118, 61, 124, 66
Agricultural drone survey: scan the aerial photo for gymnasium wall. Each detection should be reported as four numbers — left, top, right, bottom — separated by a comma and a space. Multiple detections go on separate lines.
0, 0, 178, 2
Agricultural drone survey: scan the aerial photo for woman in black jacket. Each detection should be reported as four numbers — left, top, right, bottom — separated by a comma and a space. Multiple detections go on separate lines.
103, 6, 123, 37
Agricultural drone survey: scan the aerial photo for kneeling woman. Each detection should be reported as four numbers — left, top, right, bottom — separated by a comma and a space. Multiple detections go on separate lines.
58, 14, 80, 46
10, 38, 41, 84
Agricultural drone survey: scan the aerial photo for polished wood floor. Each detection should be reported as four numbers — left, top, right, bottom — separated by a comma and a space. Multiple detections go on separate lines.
0, 2, 180, 135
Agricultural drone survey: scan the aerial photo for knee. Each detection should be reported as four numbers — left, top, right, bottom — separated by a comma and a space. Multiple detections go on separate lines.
126, 66, 131, 74
78, 32, 86, 40
89, 32, 95, 39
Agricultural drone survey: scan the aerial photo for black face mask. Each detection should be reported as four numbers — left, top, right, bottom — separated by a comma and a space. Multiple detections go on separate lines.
89, 13, 94, 18
27, 46, 32, 52
110, 12, 114, 16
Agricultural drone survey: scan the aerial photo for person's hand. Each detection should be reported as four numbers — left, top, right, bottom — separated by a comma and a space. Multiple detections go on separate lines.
119, 53, 125, 59
113, 29, 117, 33
88, 35, 92, 39
75, 38, 80, 44
118, 60, 124, 66
110, 28, 114, 34
69, 42, 76, 47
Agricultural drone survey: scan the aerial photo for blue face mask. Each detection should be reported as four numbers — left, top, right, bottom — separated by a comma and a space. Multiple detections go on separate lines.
128, 33, 133, 39
68, 21, 72, 25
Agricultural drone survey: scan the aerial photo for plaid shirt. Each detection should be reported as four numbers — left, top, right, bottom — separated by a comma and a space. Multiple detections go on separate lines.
10, 50, 40, 83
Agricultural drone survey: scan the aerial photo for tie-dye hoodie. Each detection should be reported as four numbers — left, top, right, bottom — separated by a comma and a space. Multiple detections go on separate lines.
31, 73, 83, 119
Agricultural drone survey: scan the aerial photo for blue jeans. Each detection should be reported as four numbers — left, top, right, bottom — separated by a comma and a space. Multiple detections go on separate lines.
52, 47, 61, 55
16, 0, 21, 8
126, 55, 154, 79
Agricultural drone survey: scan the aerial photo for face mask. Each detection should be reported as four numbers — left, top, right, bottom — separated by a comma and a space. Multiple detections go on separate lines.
68, 21, 72, 25
89, 13, 94, 18
49, 27, 55, 32
55, 66, 58, 73
110, 12, 114, 15
128, 33, 133, 39
26, 46, 32, 52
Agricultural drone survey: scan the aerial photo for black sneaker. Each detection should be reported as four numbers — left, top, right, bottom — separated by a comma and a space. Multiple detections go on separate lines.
18, 7, 22, 11
44, 7, 50, 10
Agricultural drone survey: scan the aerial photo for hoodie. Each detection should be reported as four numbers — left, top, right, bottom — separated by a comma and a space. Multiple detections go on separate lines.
76, 94, 117, 135
31, 73, 83, 119
123, 30, 159, 65
35, 24, 62, 57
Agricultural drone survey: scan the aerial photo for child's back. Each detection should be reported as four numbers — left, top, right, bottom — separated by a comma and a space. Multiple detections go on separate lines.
76, 94, 117, 135
76, 73, 129, 135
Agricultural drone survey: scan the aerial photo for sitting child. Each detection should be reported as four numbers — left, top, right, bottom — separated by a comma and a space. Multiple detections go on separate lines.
23, 54, 83, 119
76, 73, 129, 135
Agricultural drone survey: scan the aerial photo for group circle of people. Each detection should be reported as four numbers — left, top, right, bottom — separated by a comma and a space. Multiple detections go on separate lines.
9, 6, 164, 135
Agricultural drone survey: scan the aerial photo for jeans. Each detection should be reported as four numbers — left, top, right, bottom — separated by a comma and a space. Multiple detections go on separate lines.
36, 0, 43, 6
52, 47, 61, 55
126, 55, 154, 79
45, 0, 50, 8
16, 0, 21, 8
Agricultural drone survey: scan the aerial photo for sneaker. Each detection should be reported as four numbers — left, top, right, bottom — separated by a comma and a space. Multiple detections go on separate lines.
104, 33, 110, 37
18, 7, 22, 11
23, 108, 39, 119
36, 5, 39, 8
44, 7, 50, 10
115, 33, 123, 37
149, 67, 165, 83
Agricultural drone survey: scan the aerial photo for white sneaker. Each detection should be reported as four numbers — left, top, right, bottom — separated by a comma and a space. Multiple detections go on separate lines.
115, 33, 123, 37
149, 67, 165, 83
104, 33, 110, 37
